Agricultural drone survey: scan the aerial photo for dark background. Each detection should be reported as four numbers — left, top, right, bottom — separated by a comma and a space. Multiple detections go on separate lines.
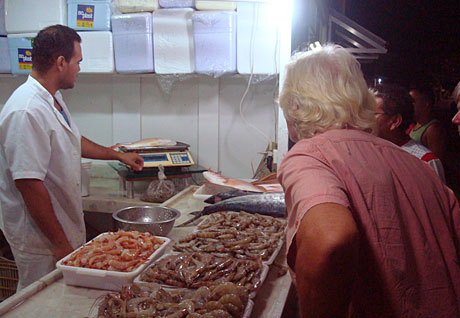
334, 0, 460, 91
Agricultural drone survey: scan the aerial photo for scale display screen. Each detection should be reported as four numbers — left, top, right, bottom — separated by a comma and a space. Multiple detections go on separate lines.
139, 151, 194, 168
142, 154, 168, 162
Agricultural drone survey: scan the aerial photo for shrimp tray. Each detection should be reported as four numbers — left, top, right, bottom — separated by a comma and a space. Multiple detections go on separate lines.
56, 231, 170, 291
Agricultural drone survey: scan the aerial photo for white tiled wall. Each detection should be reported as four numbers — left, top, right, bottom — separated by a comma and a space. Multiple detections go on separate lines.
0, 74, 277, 178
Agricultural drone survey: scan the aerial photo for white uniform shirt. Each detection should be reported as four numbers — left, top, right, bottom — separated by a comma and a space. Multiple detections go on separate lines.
0, 76, 85, 255
401, 139, 446, 184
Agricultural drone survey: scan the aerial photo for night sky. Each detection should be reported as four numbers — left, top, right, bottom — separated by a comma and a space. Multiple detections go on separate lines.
334, 0, 460, 90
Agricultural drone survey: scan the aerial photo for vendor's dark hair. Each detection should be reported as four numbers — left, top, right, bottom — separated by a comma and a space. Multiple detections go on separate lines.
376, 84, 415, 132
32, 24, 81, 74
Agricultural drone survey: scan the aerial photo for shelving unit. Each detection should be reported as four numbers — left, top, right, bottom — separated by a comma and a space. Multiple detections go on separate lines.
0, 0, 293, 178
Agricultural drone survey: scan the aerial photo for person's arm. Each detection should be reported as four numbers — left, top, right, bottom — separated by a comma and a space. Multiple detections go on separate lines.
14, 179, 73, 260
422, 122, 447, 163
295, 202, 359, 318
81, 136, 144, 171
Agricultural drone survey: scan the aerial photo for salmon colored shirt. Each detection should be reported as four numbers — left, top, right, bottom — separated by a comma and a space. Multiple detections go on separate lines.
278, 128, 460, 317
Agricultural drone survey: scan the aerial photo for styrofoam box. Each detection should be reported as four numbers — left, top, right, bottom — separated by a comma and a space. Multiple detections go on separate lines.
115, 0, 159, 13
159, 0, 193, 8
192, 11, 236, 74
67, 0, 112, 31
195, 0, 236, 11
0, 36, 10, 73
7, 33, 35, 75
153, 8, 195, 74
78, 31, 115, 73
5, 0, 67, 34
0, 0, 6, 35
237, 2, 280, 74
112, 13, 154, 73
56, 233, 171, 291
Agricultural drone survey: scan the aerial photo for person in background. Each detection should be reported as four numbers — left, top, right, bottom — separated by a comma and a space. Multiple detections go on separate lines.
409, 84, 447, 163
0, 25, 144, 290
375, 84, 446, 183
278, 44, 460, 317
451, 81, 460, 135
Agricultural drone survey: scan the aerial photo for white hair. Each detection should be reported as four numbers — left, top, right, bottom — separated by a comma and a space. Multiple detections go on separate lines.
453, 81, 460, 103
279, 44, 376, 139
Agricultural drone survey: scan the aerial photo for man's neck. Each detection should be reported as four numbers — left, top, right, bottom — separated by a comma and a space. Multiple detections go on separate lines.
31, 70, 62, 111
30, 70, 58, 97
415, 112, 434, 127
389, 132, 411, 147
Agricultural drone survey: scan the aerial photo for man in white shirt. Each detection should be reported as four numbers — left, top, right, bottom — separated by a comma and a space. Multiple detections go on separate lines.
0, 25, 144, 290
375, 84, 445, 183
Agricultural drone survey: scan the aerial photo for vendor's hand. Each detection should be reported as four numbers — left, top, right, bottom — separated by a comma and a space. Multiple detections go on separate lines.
119, 152, 144, 171
54, 244, 74, 261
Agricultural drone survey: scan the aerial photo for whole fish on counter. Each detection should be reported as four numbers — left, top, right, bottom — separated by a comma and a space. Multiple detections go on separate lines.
110, 137, 176, 150
177, 192, 285, 227
203, 170, 284, 193
204, 189, 262, 204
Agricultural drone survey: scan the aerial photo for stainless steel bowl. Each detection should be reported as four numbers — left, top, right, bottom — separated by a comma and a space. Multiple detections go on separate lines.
112, 206, 181, 237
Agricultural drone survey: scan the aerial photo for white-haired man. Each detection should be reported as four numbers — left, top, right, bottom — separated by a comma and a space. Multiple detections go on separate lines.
278, 45, 460, 317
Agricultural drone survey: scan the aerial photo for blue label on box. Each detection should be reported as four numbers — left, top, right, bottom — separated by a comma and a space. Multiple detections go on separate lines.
17, 48, 33, 70
77, 4, 95, 29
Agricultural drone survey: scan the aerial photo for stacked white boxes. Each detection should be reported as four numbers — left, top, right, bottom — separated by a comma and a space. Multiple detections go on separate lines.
112, 13, 154, 73
7, 33, 34, 74
192, 11, 236, 74
237, 2, 280, 74
67, 0, 112, 31
0, 0, 9, 73
78, 31, 115, 72
195, 1, 236, 11
115, 0, 159, 13
0, 36, 10, 73
159, 0, 193, 8
5, 0, 67, 34
153, 8, 194, 74
0, 0, 6, 35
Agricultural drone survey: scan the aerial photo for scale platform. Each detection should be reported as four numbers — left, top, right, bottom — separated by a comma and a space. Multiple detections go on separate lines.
119, 142, 194, 169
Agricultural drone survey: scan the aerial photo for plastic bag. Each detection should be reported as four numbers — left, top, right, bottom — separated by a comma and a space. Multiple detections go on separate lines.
141, 165, 176, 203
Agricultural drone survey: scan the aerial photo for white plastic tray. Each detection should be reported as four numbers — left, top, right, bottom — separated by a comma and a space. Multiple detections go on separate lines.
56, 232, 170, 291
135, 252, 269, 299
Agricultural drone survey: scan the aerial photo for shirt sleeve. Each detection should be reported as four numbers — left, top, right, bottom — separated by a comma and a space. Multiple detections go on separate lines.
279, 146, 350, 222
278, 143, 350, 280
2, 110, 51, 181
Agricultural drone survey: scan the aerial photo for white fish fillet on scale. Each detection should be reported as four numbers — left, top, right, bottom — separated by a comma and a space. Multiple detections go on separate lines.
203, 170, 283, 193
115, 138, 177, 149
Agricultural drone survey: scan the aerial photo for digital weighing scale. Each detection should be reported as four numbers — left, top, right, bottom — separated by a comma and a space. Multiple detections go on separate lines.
119, 142, 194, 169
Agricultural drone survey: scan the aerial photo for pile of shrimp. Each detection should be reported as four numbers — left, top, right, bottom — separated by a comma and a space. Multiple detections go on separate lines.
197, 212, 286, 238
173, 213, 285, 262
62, 230, 166, 272
139, 252, 263, 293
173, 230, 278, 262
94, 281, 249, 318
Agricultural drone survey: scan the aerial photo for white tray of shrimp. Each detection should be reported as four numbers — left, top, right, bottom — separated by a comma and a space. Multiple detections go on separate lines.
56, 230, 170, 291
134, 251, 269, 299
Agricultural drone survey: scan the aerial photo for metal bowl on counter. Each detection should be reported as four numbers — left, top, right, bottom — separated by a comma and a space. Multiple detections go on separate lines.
112, 206, 181, 237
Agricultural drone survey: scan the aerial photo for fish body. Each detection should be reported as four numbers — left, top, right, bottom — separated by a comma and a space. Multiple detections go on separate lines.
112, 138, 176, 150
203, 170, 265, 192
202, 193, 286, 217
204, 189, 262, 204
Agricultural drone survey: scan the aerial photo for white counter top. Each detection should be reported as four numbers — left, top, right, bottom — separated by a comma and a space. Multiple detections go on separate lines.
0, 185, 292, 318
